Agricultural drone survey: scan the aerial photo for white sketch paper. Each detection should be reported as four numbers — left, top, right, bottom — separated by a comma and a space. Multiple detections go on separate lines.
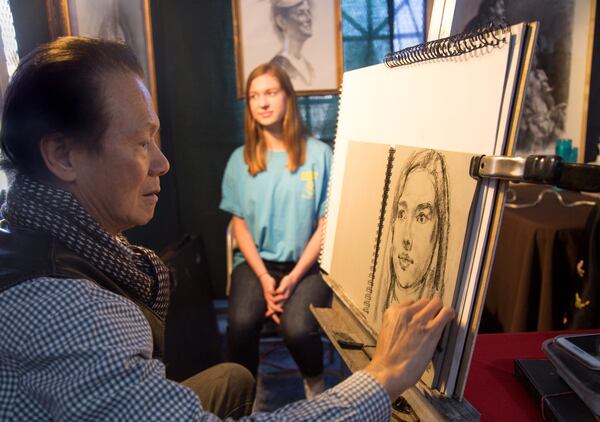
369, 147, 478, 331
328, 141, 391, 323
325, 142, 480, 389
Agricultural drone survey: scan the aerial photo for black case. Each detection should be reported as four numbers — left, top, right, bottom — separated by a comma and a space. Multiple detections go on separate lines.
161, 234, 223, 381
514, 359, 596, 421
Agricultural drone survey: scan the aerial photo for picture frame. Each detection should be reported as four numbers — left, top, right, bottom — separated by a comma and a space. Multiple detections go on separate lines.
427, 0, 596, 159
45, 0, 158, 109
232, 0, 343, 97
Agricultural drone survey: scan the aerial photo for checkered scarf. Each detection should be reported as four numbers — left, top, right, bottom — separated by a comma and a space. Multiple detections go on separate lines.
1, 174, 170, 319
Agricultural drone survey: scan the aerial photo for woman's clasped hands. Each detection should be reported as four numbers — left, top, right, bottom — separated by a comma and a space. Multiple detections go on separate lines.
259, 272, 300, 324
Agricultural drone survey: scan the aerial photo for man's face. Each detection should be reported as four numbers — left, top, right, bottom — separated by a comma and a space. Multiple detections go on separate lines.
390, 170, 437, 289
70, 71, 170, 234
280, 1, 313, 40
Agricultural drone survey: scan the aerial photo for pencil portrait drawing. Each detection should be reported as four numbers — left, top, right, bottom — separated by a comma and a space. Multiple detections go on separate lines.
269, 0, 315, 85
47, 0, 158, 105
442, 0, 595, 157
373, 150, 450, 321
232, 0, 342, 96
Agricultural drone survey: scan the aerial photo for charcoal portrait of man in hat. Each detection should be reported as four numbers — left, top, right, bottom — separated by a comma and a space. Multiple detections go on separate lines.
233, 0, 340, 95
269, 0, 315, 85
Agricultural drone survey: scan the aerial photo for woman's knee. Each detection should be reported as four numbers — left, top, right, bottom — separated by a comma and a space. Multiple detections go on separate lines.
228, 308, 263, 338
281, 318, 317, 346
229, 266, 265, 321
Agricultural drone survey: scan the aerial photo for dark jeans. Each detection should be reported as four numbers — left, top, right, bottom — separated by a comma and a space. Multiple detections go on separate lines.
227, 261, 332, 377
182, 363, 255, 418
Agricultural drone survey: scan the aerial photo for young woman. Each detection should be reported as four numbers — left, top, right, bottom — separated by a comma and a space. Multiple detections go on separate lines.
220, 63, 332, 399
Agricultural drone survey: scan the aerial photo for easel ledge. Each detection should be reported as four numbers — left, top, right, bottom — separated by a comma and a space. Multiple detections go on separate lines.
311, 295, 480, 422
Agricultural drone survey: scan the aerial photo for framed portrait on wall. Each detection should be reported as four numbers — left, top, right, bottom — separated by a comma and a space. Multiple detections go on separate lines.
46, 0, 158, 108
232, 0, 343, 97
428, 0, 596, 159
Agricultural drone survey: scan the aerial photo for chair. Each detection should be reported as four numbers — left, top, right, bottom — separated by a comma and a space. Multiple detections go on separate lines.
225, 220, 236, 296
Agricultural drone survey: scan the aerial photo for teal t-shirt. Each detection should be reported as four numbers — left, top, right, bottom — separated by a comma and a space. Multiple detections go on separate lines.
220, 137, 332, 268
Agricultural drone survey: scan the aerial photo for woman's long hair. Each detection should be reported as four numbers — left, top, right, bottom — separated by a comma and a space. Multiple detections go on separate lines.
243, 63, 306, 176
373, 150, 450, 323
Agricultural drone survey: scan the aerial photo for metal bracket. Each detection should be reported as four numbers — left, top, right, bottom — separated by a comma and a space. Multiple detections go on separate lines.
470, 155, 600, 193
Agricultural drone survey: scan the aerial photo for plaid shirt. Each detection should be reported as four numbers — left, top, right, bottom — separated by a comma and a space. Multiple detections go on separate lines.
0, 277, 391, 421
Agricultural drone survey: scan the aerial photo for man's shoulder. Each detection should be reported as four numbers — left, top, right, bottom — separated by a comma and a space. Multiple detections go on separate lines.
0, 277, 150, 355
1, 277, 141, 321
270, 54, 294, 69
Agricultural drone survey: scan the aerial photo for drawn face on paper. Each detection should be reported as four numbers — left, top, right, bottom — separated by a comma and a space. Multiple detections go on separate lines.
287, 1, 312, 39
274, 0, 313, 42
390, 170, 437, 290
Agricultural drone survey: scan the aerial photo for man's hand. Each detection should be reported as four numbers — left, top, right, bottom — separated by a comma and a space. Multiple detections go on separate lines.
259, 273, 283, 324
364, 298, 454, 400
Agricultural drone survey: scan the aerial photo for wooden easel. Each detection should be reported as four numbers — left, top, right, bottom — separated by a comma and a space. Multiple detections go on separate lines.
311, 294, 481, 422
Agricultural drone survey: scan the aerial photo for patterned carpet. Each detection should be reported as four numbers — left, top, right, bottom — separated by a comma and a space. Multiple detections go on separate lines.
254, 339, 347, 412
214, 300, 347, 412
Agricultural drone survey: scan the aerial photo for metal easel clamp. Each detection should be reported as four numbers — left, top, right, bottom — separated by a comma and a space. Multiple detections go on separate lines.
470, 155, 600, 193
469, 155, 560, 182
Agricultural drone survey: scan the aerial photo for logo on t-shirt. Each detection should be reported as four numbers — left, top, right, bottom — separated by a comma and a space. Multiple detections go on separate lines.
301, 171, 318, 199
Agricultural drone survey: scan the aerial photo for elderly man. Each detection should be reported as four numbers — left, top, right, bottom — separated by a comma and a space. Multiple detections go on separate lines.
0, 37, 453, 420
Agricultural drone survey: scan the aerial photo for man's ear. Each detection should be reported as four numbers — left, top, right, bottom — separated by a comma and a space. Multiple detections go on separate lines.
274, 14, 288, 32
39, 134, 78, 182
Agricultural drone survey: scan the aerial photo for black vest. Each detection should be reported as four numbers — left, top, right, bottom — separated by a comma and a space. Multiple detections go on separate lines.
0, 221, 165, 358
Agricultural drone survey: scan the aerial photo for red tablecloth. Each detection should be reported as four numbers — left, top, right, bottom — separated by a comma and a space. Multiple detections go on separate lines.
463, 330, 600, 421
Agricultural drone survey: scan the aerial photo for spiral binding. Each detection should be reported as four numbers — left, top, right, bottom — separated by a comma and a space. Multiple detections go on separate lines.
384, 22, 510, 68
362, 147, 395, 315
318, 79, 345, 270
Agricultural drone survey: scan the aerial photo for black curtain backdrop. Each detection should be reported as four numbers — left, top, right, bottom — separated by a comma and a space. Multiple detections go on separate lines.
144, 0, 242, 295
